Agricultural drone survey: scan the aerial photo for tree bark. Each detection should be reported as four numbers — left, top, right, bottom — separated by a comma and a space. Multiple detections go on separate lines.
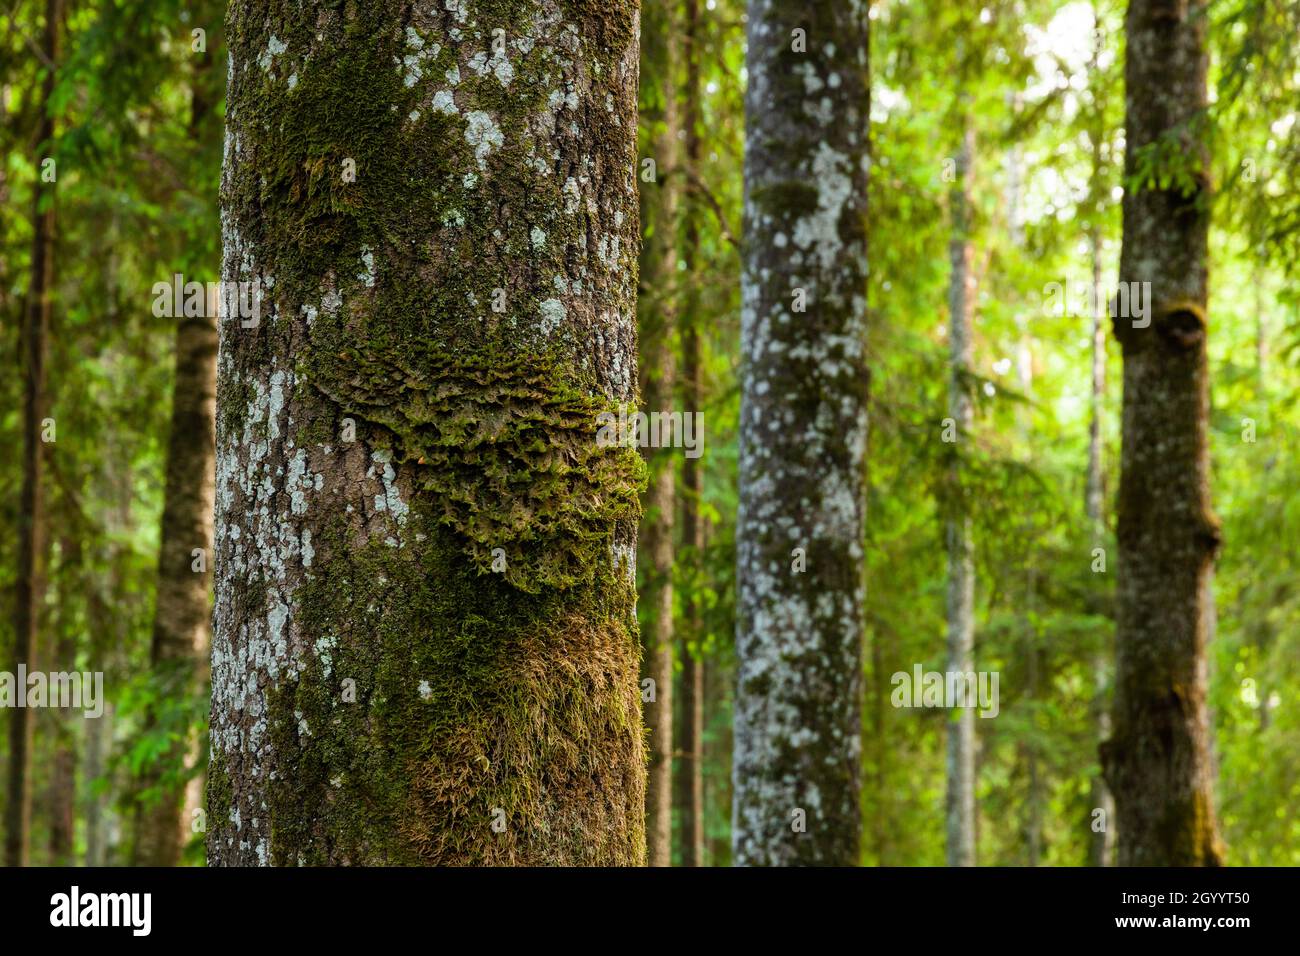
210, 0, 645, 866
638, 0, 678, 869
6, 0, 60, 869
1103, 0, 1224, 867
733, 0, 869, 867
945, 118, 977, 868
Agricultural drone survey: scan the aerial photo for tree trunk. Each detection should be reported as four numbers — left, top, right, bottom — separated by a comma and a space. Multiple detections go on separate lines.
733, 0, 869, 867
675, 0, 707, 869
945, 119, 977, 868
135, 318, 217, 865
638, 0, 679, 870
1085, 9, 1117, 868
1086, 223, 1117, 867
83, 704, 108, 867
47, 534, 81, 866
133, 57, 219, 869
47, 650, 77, 866
5, 0, 60, 870
1103, 0, 1223, 867
210, 0, 645, 866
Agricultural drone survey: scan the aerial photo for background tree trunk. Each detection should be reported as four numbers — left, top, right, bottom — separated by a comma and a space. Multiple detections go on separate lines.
210, 0, 645, 866
1103, 0, 1224, 867
678, 0, 706, 868
47, 595, 77, 866
1085, 6, 1116, 869
1087, 222, 1116, 867
5, 0, 60, 869
945, 118, 977, 869
733, 0, 869, 867
133, 58, 219, 868
134, 311, 217, 864
638, 0, 679, 870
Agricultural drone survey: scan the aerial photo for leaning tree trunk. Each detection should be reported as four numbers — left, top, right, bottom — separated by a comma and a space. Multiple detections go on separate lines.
733, 0, 869, 867
944, 118, 977, 868
1103, 0, 1223, 866
210, 0, 645, 866
637, 0, 679, 869
6, 0, 60, 870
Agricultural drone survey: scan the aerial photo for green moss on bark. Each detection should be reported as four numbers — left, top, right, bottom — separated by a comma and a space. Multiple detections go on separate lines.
265, 503, 643, 865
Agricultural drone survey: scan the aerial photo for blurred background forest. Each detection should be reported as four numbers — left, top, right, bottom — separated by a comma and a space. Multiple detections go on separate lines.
2, 0, 1299, 865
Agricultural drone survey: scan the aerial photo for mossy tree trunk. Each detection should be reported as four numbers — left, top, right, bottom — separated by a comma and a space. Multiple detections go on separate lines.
638, 0, 678, 869
1102, 0, 1223, 867
732, 0, 869, 867
944, 117, 977, 869
6, 0, 60, 870
211, 0, 645, 866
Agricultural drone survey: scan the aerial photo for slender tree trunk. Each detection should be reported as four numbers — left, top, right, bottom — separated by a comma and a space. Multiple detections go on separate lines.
1084, 8, 1117, 868
6, 0, 60, 869
1253, 268, 1266, 385
47, 534, 80, 866
869, 615, 890, 865
674, 0, 707, 869
1103, 0, 1223, 866
83, 704, 107, 867
83, 565, 112, 868
677, 532, 704, 866
1008, 119, 1042, 867
638, 0, 679, 869
210, 1, 645, 866
47, 657, 77, 866
945, 118, 977, 868
733, 0, 869, 867
678, 335, 705, 867
1086, 222, 1117, 867
133, 59, 219, 868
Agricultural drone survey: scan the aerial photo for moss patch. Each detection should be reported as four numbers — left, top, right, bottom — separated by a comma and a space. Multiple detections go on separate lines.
266, 507, 644, 865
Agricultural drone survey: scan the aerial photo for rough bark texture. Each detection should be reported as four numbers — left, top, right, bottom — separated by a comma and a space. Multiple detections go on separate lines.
944, 121, 976, 869
1102, 0, 1223, 867
733, 0, 869, 867
678, 0, 705, 868
211, 0, 645, 866
5, 0, 60, 869
638, 0, 678, 870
